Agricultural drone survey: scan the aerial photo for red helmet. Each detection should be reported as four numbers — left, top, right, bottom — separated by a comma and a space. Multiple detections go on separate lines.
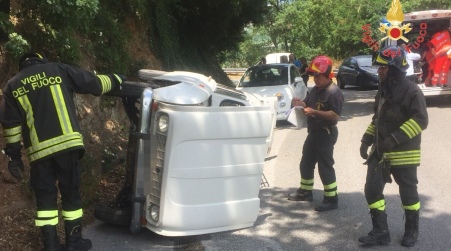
307, 55, 333, 78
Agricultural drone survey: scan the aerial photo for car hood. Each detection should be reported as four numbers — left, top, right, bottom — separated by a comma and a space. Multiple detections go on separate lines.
236, 85, 294, 99
360, 66, 378, 75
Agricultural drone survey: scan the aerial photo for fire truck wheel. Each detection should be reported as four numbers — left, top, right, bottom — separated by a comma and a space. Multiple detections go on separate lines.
106, 81, 160, 99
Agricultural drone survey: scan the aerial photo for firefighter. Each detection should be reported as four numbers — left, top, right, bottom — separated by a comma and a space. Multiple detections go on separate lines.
287, 55, 343, 212
358, 45, 428, 247
0, 52, 125, 251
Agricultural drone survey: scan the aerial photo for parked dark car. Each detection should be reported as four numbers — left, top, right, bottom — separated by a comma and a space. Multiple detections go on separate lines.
336, 55, 379, 90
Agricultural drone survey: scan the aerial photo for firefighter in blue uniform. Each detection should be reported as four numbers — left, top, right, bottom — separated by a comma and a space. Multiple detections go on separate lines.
0, 53, 125, 251
358, 45, 428, 247
288, 55, 344, 212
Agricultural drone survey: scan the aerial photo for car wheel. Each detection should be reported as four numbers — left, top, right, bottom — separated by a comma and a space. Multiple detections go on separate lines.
357, 76, 366, 91
94, 203, 131, 226
337, 76, 345, 89
105, 81, 160, 99
138, 69, 169, 81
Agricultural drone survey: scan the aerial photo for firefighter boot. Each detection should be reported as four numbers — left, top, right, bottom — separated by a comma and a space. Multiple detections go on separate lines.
358, 210, 391, 245
40, 225, 65, 251
401, 210, 419, 247
65, 219, 92, 251
287, 188, 313, 202
314, 196, 338, 212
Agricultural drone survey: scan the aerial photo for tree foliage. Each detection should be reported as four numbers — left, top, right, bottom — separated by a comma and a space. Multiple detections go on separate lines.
147, 0, 267, 83
1, 0, 451, 81
229, 0, 451, 67
1, 0, 267, 84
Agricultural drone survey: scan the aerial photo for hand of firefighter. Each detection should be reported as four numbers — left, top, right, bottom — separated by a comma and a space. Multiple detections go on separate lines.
378, 136, 397, 154
359, 142, 370, 159
112, 74, 126, 85
8, 158, 24, 181
111, 74, 126, 91
291, 97, 304, 107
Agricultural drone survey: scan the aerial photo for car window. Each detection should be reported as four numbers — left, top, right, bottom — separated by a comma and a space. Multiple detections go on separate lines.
239, 65, 289, 87
356, 56, 372, 67
350, 59, 357, 68
342, 58, 351, 67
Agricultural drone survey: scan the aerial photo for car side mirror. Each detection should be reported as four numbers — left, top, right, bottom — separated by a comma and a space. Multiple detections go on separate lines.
350, 65, 356, 69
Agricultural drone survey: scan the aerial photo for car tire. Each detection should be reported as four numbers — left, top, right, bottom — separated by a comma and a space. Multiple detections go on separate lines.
138, 69, 169, 82
106, 81, 160, 99
357, 76, 366, 91
337, 76, 345, 89
94, 203, 131, 227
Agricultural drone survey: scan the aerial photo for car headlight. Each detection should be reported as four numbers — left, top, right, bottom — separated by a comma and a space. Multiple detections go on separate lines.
150, 204, 159, 222
157, 114, 169, 133
275, 93, 284, 101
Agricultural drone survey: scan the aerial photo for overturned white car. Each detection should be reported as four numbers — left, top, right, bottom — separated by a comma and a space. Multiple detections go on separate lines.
96, 70, 275, 236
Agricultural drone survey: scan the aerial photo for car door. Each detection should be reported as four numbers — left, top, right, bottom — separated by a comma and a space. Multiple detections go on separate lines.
348, 58, 360, 86
340, 58, 358, 86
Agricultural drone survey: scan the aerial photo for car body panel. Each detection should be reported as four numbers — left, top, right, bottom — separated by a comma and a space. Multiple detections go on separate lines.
236, 64, 308, 120
337, 55, 379, 90
126, 70, 276, 236
139, 101, 272, 236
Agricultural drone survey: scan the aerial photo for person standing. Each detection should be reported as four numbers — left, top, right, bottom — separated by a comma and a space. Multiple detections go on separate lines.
289, 53, 301, 68
419, 39, 431, 83
358, 45, 428, 247
287, 55, 343, 212
299, 57, 309, 86
0, 52, 125, 251
398, 41, 421, 83
424, 40, 436, 86
430, 25, 451, 87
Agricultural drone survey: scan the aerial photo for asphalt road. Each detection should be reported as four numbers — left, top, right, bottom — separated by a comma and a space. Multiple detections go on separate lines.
84, 84, 451, 251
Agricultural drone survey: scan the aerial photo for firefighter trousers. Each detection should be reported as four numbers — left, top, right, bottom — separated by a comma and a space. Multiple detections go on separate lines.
30, 151, 83, 226
364, 155, 420, 211
299, 126, 338, 196
431, 56, 451, 85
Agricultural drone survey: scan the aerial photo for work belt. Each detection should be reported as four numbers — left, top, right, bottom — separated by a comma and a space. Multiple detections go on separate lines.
308, 125, 337, 134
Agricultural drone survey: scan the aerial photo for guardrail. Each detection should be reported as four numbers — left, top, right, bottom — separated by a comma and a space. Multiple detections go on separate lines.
223, 68, 247, 74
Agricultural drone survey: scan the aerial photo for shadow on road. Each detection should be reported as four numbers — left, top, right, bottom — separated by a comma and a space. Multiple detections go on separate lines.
88, 189, 450, 251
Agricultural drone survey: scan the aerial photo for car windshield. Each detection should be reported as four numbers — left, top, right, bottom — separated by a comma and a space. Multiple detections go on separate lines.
239, 65, 289, 87
356, 56, 372, 67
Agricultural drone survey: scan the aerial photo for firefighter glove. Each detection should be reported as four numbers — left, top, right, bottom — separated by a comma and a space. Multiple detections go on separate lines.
382, 160, 392, 184
8, 159, 24, 181
379, 136, 397, 154
360, 142, 370, 159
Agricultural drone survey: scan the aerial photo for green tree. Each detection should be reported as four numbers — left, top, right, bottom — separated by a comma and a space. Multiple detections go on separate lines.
147, 0, 268, 84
